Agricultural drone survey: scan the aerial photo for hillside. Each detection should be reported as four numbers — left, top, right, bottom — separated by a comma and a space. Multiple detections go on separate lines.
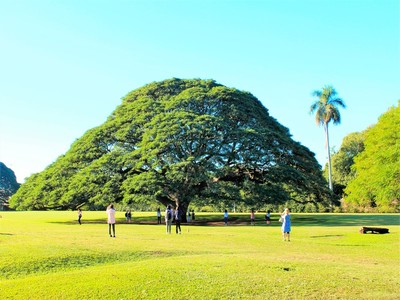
0, 162, 20, 209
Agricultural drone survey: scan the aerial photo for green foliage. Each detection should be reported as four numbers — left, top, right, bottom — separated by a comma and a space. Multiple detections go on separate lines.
331, 132, 365, 186
310, 85, 346, 127
345, 101, 400, 212
11, 78, 329, 211
324, 131, 366, 198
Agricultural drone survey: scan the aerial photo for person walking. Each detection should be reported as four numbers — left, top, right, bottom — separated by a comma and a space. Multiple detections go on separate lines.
224, 209, 229, 226
175, 207, 182, 234
157, 208, 162, 224
165, 205, 173, 234
107, 204, 116, 237
281, 208, 291, 241
77, 208, 82, 225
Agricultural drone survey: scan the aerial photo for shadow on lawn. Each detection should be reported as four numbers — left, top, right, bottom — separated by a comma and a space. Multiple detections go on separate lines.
50, 214, 400, 227
291, 214, 400, 227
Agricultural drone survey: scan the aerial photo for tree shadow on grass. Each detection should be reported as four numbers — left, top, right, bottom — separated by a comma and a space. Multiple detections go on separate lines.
310, 234, 344, 238
291, 214, 400, 227
49, 214, 400, 227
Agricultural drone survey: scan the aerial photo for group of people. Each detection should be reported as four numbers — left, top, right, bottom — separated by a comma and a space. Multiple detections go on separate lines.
78, 205, 291, 240
223, 209, 272, 226
164, 205, 180, 234
124, 210, 132, 223
163, 205, 195, 234
221, 208, 291, 241
157, 207, 195, 226
78, 205, 118, 237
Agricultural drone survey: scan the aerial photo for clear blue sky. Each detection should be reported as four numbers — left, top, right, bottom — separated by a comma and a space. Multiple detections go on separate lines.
1, 0, 399, 182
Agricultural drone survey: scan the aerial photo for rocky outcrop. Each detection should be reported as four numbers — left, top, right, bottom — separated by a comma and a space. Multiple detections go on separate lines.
0, 162, 20, 209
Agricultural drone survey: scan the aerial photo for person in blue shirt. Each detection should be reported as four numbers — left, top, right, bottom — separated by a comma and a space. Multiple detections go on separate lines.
281, 208, 291, 241
224, 209, 229, 226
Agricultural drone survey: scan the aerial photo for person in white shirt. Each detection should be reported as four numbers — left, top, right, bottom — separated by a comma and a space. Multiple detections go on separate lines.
106, 204, 116, 237
77, 208, 82, 225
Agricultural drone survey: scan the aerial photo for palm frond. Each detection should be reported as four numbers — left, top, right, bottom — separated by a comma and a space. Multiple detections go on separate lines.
311, 90, 322, 98
330, 97, 346, 109
309, 101, 320, 114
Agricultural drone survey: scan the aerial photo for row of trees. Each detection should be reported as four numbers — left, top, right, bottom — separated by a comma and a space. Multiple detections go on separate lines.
10, 78, 331, 215
330, 102, 399, 212
310, 85, 398, 212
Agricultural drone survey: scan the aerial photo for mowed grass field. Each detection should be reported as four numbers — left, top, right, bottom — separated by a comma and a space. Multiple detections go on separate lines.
0, 211, 399, 300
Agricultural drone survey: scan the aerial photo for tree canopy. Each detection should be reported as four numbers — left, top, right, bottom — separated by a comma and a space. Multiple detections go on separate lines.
331, 132, 365, 187
10, 78, 330, 212
344, 101, 400, 211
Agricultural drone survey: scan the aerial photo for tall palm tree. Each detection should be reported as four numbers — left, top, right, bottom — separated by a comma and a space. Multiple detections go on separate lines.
310, 85, 346, 191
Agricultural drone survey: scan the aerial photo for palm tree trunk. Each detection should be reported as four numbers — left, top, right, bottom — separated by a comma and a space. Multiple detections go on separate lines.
325, 124, 333, 191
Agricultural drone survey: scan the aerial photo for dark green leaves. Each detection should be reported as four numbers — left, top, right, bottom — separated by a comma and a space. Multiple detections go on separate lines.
11, 78, 328, 210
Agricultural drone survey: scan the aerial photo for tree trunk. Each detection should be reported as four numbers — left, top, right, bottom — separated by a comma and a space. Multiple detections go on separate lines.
158, 195, 191, 223
325, 124, 333, 191
177, 200, 189, 223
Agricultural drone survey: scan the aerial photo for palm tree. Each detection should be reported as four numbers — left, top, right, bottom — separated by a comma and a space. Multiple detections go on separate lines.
310, 85, 346, 191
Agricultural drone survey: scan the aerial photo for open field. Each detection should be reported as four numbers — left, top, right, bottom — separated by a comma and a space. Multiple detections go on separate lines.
1, 211, 399, 299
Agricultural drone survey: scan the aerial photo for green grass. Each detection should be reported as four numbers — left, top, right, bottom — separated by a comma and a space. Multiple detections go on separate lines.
1, 211, 399, 299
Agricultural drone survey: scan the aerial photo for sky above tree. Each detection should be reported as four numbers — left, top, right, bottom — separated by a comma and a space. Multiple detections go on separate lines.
0, 0, 398, 182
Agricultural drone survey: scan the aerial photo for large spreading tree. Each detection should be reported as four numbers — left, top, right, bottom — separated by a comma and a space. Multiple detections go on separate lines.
11, 79, 330, 214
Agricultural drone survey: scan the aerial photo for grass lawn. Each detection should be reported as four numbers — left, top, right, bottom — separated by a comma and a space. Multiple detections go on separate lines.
0, 211, 399, 299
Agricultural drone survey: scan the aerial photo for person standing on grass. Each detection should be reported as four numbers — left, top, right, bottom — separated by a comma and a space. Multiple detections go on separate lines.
224, 209, 229, 226
165, 205, 173, 234
175, 206, 182, 234
77, 208, 82, 225
125, 209, 132, 223
250, 209, 255, 225
157, 208, 162, 224
281, 208, 291, 241
187, 209, 191, 223
107, 204, 116, 237
265, 210, 271, 225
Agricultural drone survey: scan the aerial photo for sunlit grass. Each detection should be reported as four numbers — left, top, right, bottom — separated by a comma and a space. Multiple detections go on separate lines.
1, 211, 399, 299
